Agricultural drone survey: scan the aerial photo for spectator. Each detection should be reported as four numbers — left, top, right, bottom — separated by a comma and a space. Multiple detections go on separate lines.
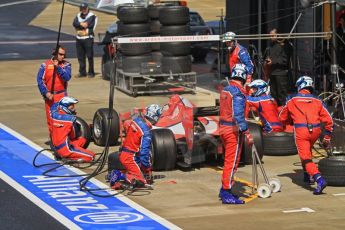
36, 45, 71, 135
72, 3, 97, 78
263, 28, 292, 106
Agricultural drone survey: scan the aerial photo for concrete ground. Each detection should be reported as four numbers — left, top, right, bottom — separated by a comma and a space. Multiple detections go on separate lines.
1, 1, 345, 230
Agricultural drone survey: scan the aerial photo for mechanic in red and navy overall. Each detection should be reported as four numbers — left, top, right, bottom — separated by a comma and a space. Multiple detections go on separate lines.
108, 104, 162, 189
223, 32, 254, 91
279, 76, 334, 195
246, 79, 284, 133
50, 96, 95, 162
219, 63, 254, 204
37, 45, 71, 135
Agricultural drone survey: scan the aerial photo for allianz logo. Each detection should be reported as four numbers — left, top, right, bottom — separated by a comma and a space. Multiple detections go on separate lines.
23, 175, 144, 224
75, 211, 143, 224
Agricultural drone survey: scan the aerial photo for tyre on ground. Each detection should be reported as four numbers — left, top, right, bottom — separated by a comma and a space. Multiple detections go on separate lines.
263, 132, 297, 156
319, 155, 345, 186
75, 116, 92, 149
92, 108, 120, 146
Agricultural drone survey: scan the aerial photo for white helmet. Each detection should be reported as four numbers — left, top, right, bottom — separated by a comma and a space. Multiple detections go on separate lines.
296, 76, 313, 91
58, 96, 78, 115
231, 63, 247, 82
248, 79, 270, 97
222, 31, 236, 43
145, 104, 162, 123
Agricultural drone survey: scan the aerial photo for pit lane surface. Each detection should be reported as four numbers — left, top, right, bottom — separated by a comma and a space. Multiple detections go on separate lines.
1, 1, 345, 230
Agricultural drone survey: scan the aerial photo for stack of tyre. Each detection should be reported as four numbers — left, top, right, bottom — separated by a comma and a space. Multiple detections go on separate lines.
158, 6, 192, 73
148, 4, 164, 63
117, 6, 152, 73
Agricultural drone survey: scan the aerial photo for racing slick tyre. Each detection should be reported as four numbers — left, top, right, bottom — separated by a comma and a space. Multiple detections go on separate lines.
162, 56, 192, 73
121, 55, 152, 73
117, 23, 151, 37
263, 132, 297, 156
161, 42, 191, 56
151, 129, 177, 171
92, 108, 120, 147
119, 43, 152, 56
101, 55, 114, 81
108, 151, 126, 171
242, 122, 264, 165
148, 4, 165, 19
319, 155, 345, 186
159, 6, 190, 25
117, 6, 149, 24
160, 25, 191, 36
75, 117, 92, 149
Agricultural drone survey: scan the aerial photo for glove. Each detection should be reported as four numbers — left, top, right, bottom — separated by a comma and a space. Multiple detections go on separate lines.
322, 135, 331, 150
242, 130, 254, 146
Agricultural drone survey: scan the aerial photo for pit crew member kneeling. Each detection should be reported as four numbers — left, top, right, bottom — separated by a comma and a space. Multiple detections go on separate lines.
279, 76, 333, 195
219, 63, 253, 204
108, 104, 162, 190
50, 96, 95, 162
246, 79, 283, 133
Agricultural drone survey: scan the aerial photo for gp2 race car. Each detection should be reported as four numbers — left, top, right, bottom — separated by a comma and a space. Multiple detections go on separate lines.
92, 95, 264, 171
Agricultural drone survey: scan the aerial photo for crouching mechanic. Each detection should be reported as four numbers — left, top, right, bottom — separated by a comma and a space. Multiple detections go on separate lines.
279, 76, 333, 195
50, 96, 95, 162
219, 63, 254, 204
108, 104, 162, 190
246, 79, 283, 133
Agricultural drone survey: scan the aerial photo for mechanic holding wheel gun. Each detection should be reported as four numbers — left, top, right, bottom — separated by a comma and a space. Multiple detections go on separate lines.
108, 104, 162, 190
279, 76, 334, 195
50, 96, 95, 162
36, 45, 71, 136
246, 79, 284, 133
223, 31, 254, 94
219, 63, 254, 204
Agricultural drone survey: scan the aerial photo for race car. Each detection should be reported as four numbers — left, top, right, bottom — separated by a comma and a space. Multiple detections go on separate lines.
92, 95, 264, 171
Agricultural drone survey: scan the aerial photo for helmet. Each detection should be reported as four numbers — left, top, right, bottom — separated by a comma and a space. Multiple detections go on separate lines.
296, 76, 313, 92
145, 104, 162, 123
222, 32, 236, 43
248, 79, 270, 97
58, 96, 79, 115
231, 64, 247, 82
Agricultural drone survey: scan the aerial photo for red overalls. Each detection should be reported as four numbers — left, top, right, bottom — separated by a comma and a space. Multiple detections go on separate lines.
220, 80, 248, 190
120, 116, 153, 184
279, 89, 333, 176
246, 94, 283, 133
50, 104, 95, 162
37, 59, 71, 135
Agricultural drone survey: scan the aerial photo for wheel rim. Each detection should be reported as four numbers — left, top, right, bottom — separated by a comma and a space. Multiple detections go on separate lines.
258, 183, 272, 198
269, 178, 281, 193
93, 116, 103, 139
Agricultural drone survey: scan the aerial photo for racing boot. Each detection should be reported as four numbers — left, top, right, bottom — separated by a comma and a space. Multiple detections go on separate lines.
141, 166, 153, 185
219, 188, 244, 204
313, 173, 327, 195
107, 170, 126, 187
303, 172, 315, 184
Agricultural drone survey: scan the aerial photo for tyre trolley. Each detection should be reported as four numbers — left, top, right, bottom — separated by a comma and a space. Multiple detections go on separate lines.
251, 144, 282, 198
